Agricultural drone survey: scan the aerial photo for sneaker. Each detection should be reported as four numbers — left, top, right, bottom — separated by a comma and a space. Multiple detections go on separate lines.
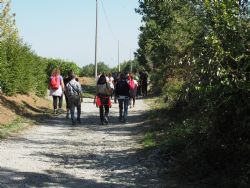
58, 108, 64, 114
72, 121, 76, 126
66, 113, 69, 119
53, 109, 57, 115
104, 117, 109, 124
77, 118, 81, 123
119, 117, 123, 123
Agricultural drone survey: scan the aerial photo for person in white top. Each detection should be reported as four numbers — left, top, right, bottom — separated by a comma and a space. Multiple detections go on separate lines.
106, 73, 114, 98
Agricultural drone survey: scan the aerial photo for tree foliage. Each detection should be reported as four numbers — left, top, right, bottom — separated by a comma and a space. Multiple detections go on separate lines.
0, 1, 81, 96
136, 0, 250, 186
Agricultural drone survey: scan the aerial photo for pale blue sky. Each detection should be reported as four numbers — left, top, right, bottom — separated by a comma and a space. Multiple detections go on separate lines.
11, 0, 142, 68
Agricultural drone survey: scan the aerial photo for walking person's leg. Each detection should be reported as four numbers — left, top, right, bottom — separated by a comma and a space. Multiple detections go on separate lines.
69, 97, 76, 125
133, 96, 136, 107
118, 99, 123, 122
53, 96, 58, 114
104, 105, 109, 124
76, 97, 81, 123
65, 94, 70, 119
123, 98, 129, 123
99, 105, 104, 124
58, 95, 63, 113
141, 83, 144, 97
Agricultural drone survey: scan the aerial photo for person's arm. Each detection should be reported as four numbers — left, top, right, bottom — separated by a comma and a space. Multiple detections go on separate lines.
77, 83, 83, 102
94, 85, 99, 104
60, 76, 65, 90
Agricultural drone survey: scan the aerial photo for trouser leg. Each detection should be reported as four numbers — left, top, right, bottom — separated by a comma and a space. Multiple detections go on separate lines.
118, 99, 123, 120
58, 95, 63, 108
77, 103, 81, 120
53, 96, 58, 110
70, 105, 75, 123
104, 105, 109, 123
100, 106, 104, 122
68, 97, 75, 123
123, 99, 129, 121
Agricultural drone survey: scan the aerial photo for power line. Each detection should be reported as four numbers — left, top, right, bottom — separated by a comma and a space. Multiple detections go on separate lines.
100, 0, 117, 42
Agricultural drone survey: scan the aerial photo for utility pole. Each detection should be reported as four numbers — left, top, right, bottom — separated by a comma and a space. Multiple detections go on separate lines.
118, 40, 120, 72
94, 0, 98, 78
130, 49, 132, 73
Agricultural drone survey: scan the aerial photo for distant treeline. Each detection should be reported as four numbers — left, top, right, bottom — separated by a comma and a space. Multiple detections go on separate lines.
81, 60, 143, 77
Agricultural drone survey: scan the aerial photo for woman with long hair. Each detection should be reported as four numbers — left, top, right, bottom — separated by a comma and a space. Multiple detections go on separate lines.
49, 68, 64, 114
95, 74, 112, 125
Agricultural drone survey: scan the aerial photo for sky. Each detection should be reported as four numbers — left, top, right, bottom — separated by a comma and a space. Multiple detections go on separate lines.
11, 0, 142, 68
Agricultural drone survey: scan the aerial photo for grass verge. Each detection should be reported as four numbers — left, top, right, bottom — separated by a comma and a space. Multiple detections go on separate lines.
0, 117, 32, 139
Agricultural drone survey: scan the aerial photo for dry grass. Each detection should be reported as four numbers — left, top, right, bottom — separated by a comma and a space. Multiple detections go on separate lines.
0, 93, 51, 126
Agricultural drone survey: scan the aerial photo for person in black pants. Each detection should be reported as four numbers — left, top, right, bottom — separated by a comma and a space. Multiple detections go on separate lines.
95, 74, 112, 125
63, 70, 73, 119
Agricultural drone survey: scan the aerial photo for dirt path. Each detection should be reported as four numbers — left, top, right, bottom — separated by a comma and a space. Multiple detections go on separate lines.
0, 98, 166, 188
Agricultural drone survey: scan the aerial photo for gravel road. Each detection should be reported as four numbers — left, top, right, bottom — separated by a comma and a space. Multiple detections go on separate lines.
0, 98, 166, 188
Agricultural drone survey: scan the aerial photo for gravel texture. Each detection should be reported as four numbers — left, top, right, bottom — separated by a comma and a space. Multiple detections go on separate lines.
0, 98, 166, 188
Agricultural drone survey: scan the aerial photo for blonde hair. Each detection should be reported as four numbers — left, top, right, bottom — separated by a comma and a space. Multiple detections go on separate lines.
51, 68, 60, 76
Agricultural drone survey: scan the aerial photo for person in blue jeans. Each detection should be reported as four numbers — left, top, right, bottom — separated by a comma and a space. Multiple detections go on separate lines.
115, 73, 130, 123
65, 71, 83, 125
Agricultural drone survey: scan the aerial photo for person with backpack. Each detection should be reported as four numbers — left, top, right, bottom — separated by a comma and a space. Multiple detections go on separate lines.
128, 74, 138, 108
49, 68, 65, 114
115, 73, 130, 123
65, 71, 83, 125
95, 74, 112, 125
63, 70, 72, 119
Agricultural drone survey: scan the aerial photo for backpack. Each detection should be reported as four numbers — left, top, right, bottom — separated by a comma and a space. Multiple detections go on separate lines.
50, 76, 60, 90
129, 79, 135, 90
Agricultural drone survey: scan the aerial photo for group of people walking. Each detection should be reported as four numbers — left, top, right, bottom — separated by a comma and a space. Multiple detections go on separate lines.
49, 67, 148, 126
49, 68, 82, 125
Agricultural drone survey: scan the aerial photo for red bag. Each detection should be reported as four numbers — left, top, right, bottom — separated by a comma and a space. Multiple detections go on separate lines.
129, 80, 135, 89
96, 96, 102, 107
96, 96, 112, 108
108, 98, 112, 107
50, 76, 60, 90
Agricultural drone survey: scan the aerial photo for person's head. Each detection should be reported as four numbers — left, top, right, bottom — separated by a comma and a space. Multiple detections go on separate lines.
52, 68, 60, 76
108, 73, 112, 77
68, 70, 75, 80
120, 73, 127, 80
130, 73, 134, 80
67, 70, 73, 77
97, 74, 107, 84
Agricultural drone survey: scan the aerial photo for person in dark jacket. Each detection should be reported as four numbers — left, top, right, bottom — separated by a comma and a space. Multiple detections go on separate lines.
63, 70, 73, 119
115, 73, 130, 123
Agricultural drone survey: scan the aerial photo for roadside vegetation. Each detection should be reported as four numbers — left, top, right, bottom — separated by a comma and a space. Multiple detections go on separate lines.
138, 1, 250, 187
0, 117, 31, 139
1, 0, 249, 186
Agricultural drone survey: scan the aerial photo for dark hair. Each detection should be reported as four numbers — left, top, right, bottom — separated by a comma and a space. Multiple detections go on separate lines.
67, 70, 73, 76
97, 74, 107, 84
68, 70, 75, 80
120, 73, 127, 80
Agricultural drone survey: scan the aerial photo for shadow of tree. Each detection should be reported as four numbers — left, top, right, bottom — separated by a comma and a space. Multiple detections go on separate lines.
0, 167, 123, 188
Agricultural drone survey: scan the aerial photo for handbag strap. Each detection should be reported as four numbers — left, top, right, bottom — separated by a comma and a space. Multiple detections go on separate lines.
68, 82, 79, 95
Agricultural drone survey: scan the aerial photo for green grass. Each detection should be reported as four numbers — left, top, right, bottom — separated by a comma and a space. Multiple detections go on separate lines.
0, 117, 32, 139
143, 132, 156, 148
